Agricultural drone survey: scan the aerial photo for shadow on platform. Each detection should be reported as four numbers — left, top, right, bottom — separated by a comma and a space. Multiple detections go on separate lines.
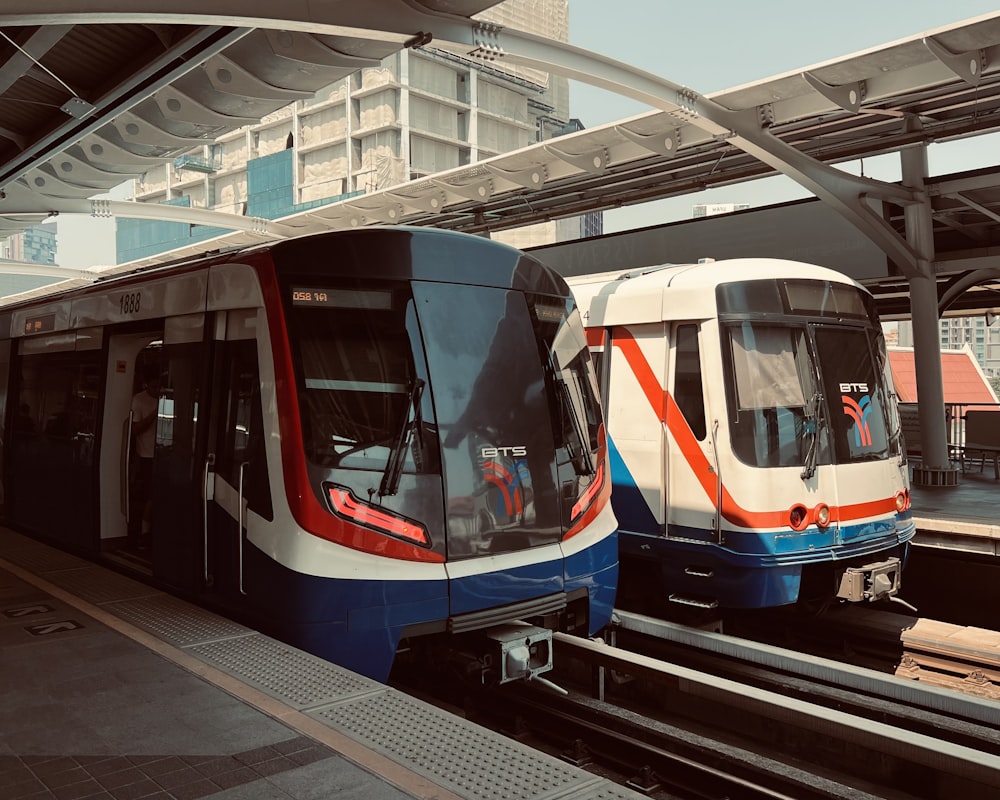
909, 463, 997, 526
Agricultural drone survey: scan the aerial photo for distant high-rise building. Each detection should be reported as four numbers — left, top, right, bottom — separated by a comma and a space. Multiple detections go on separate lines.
898, 316, 1000, 378
2, 226, 57, 266
0, 225, 66, 297
120, 0, 597, 263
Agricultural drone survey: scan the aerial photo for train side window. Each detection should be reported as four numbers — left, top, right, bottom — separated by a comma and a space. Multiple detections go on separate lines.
8, 349, 101, 537
218, 342, 272, 521
674, 324, 707, 440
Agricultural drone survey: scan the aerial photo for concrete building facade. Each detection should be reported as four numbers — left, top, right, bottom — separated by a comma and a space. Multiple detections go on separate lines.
120, 0, 599, 263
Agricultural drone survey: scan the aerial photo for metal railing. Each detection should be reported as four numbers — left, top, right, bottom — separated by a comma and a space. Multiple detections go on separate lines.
945, 402, 1000, 449
897, 401, 1000, 460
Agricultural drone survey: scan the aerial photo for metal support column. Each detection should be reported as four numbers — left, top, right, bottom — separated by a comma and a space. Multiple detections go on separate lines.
901, 141, 960, 486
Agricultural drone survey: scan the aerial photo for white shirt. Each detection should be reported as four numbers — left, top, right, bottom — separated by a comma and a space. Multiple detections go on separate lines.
131, 389, 158, 458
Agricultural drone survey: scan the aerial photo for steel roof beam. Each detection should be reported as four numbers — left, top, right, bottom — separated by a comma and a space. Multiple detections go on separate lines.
418, 20, 925, 274
0, 25, 249, 191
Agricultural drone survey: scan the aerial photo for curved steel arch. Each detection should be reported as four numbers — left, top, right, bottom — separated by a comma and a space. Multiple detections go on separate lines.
938, 268, 1000, 317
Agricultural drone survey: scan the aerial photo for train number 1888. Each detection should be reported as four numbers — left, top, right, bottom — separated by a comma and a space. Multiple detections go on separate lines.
119, 292, 141, 315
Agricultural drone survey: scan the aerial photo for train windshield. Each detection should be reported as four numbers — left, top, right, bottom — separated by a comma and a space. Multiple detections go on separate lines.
289, 282, 438, 476
812, 325, 891, 462
416, 284, 602, 556
287, 278, 602, 557
724, 321, 891, 468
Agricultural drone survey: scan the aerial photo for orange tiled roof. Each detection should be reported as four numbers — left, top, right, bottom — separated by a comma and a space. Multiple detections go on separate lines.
887, 347, 998, 405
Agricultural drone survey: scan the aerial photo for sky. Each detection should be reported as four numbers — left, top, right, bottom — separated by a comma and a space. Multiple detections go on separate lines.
50, 0, 1000, 267
565, 0, 1000, 233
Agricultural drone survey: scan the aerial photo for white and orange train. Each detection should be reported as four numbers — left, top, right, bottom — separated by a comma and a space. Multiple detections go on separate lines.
567, 258, 914, 613
0, 226, 617, 684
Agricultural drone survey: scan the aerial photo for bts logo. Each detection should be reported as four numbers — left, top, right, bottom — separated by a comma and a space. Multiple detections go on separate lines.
481, 446, 527, 458
842, 393, 873, 447
839, 382, 869, 393
481, 451, 530, 520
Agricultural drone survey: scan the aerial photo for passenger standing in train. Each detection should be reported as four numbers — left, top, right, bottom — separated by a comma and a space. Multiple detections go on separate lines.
130, 368, 160, 550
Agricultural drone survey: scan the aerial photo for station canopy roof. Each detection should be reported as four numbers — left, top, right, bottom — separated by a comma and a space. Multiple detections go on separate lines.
1, 6, 1000, 315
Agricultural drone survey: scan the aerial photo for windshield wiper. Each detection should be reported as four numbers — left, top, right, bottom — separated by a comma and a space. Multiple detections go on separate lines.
379, 378, 425, 498
800, 391, 823, 481
544, 350, 594, 476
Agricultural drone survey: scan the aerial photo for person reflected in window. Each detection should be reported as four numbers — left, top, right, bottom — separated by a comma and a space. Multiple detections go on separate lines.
130, 367, 161, 550
14, 403, 36, 434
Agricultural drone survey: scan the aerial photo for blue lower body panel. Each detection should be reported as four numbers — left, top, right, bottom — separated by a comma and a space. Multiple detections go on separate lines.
236, 535, 619, 682
621, 520, 913, 609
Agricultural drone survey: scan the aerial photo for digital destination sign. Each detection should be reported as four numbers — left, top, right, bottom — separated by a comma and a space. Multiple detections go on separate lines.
291, 287, 392, 310
23, 314, 56, 335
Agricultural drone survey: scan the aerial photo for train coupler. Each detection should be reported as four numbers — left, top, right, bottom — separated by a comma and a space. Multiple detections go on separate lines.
836, 558, 902, 603
485, 623, 554, 685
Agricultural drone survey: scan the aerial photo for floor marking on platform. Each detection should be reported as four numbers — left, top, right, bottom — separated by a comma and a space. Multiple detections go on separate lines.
23, 619, 83, 635
4, 603, 54, 617
0, 555, 464, 800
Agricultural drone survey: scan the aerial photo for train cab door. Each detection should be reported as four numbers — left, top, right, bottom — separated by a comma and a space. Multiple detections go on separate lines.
201, 312, 271, 610
666, 322, 719, 542
603, 323, 668, 538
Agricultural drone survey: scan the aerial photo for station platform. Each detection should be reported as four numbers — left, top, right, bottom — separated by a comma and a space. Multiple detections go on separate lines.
0, 463, 991, 800
0, 527, 643, 800
910, 467, 1000, 555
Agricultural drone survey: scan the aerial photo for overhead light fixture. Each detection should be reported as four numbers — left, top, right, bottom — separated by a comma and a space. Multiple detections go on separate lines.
61, 97, 96, 119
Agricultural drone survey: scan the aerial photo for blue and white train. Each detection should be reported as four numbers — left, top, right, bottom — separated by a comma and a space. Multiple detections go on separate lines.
1, 226, 617, 683
567, 259, 913, 613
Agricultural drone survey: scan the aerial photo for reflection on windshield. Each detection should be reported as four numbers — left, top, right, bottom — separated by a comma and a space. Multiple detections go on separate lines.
289, 281, 437, 477
728, 323, 817, 468
726, 321, 890, 468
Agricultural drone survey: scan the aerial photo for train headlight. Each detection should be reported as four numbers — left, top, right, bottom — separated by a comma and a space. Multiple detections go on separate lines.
564, 460, 609, 541
326, 485, 430, 547
571, 462, 605, 520
815, 503, 831, 528
788, 504, 808, 531
895, 490, 909, 512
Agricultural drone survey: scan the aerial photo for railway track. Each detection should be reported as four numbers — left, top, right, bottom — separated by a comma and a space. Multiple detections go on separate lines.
401, 611, 1000, 800
896, 617, 1000, 700
720, 603, 1000, 700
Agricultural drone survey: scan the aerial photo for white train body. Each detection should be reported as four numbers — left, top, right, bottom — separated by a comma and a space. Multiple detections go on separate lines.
568, 259, 914, 610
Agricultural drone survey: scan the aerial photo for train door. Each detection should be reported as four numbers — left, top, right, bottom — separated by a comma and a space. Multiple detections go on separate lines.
148, 316, 213, 590
100, 331, 161, 556
666, 322, 718, 542
202, 311, 271, 610
604, 323, 668, 537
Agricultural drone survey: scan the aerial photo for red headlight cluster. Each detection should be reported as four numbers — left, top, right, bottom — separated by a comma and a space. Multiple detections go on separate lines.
326, 485, 430, 547
571, 461, 605, 521
788, 504, 809, 531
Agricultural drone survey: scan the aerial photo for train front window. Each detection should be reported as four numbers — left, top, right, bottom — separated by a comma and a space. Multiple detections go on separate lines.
812, 326, 890, 462
416, 284, 576, 553
725, 323, 820, 468
288, 282, 436, 475
724, 320, 891, 467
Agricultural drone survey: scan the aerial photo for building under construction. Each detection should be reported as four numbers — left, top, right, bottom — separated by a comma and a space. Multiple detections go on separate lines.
120, 0, 599, 263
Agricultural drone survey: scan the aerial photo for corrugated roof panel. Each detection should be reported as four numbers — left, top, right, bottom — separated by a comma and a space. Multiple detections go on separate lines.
889, 347, 998, 405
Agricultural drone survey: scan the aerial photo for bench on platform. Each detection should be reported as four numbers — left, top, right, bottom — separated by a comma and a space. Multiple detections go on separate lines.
959, 409, 1000, 480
